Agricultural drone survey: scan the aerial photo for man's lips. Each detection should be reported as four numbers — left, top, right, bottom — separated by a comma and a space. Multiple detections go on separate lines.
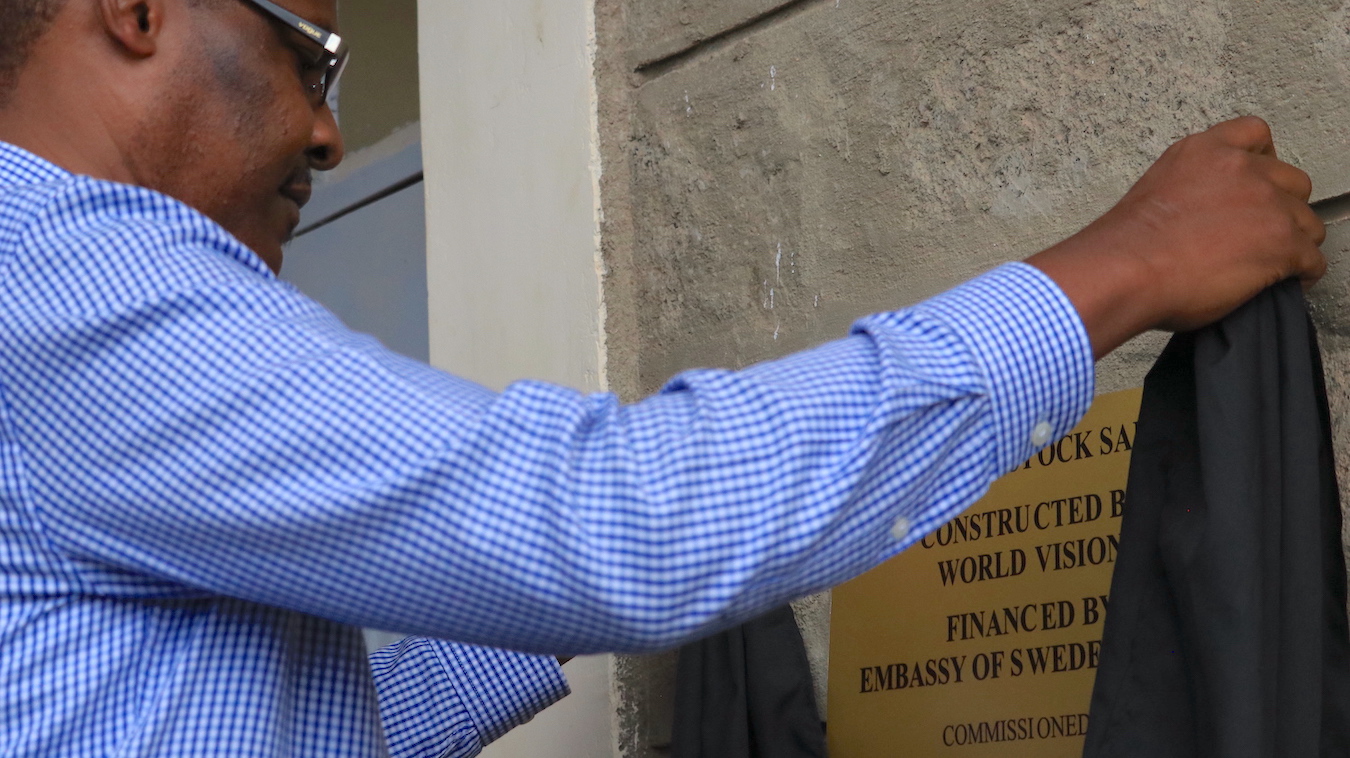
280, 182, 312, 210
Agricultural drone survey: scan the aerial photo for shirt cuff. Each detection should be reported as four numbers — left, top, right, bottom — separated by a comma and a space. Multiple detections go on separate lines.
371, 637, 569, 758
859, 261, 1096, 476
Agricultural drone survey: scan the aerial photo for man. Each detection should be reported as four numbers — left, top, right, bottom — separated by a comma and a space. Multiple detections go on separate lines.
0, 0, 1327, 756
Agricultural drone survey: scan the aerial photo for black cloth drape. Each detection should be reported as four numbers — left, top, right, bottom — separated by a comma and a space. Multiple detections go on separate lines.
1084, 280, 1350, 757
670, 606, 827, 758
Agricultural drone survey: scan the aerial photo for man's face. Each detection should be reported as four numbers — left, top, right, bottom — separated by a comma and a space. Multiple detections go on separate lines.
139, 0, 344, 272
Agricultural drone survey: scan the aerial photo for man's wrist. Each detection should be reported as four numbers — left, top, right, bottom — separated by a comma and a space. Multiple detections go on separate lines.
1025, 222, 1160, 360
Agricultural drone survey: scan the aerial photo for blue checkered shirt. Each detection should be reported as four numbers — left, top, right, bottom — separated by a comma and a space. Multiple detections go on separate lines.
0, 141, 1094, 756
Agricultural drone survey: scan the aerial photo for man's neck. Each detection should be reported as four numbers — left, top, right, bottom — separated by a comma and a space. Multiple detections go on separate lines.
0, 74, 140, 186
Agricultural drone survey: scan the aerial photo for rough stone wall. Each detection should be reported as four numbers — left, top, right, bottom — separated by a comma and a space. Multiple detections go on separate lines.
594, 1, 1350, 755
1313, 219, 1350, 552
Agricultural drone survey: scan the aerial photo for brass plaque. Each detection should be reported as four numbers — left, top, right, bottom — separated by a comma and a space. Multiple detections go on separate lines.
828, 388, 1141, 756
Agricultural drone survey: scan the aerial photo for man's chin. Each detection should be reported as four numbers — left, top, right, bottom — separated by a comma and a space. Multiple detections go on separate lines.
195, 201, 292, 274
229, 225, 287, 274
256, 238, 286, 274
257, 205, 300, 273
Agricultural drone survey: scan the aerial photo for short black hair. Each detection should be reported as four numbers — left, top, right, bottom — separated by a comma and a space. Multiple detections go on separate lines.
0, 0, 66, 107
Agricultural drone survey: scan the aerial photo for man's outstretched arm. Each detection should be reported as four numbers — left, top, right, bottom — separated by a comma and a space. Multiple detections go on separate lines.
2, 119, 1322, 656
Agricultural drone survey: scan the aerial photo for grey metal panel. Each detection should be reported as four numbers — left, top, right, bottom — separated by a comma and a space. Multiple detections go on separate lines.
282, 181, 430, 363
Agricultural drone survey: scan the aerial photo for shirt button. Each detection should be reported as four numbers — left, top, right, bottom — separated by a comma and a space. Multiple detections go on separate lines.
891, 516, 912, 541
1031, 421, 1054, 448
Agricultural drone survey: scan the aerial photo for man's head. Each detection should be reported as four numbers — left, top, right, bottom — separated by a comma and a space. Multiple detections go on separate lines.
0, 0, 347, 271
0, 2, 65, 105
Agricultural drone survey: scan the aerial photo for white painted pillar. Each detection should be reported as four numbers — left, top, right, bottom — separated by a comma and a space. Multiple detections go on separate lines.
418, 0, 607, 393
417, 0, 614, 755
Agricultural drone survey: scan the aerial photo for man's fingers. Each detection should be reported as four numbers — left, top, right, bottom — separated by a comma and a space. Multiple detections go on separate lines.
1288, 198, 1327, 246
1210, 115, 1276, 155
1296, 243, 1329, 289
1258, 156, 1314, 202
1279, 198, 1329, 285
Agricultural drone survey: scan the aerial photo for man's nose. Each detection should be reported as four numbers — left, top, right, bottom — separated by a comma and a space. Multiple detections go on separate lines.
306, 104, 345, 172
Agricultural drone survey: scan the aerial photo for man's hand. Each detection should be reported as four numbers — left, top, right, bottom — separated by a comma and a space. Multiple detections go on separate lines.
1027, 116, 1326, 359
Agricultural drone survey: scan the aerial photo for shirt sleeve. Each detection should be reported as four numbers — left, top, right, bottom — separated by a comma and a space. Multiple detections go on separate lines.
370, 637, 568, 758
3, 185, 1094, 654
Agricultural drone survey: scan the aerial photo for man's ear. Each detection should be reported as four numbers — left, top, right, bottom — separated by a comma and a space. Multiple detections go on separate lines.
99, 0, 167, 57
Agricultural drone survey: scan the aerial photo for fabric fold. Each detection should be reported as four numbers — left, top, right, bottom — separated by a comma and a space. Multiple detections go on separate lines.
670, 606, 826, 758
1085, 280, 1350, 757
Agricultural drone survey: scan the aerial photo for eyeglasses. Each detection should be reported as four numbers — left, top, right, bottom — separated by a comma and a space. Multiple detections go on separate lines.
241, 0, 349, 107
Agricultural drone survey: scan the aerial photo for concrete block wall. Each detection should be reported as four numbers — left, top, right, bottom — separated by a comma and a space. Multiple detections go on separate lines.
592, 0, 1350, 754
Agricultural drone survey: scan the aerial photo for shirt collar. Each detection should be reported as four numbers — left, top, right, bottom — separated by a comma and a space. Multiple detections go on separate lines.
0, 140, 72, 187
0, 140, 277, 279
